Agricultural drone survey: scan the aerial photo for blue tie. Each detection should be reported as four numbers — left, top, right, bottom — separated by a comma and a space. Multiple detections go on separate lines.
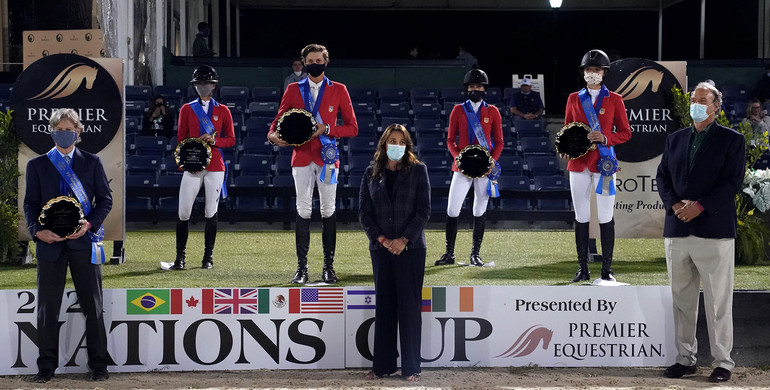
61, 155, 72, 195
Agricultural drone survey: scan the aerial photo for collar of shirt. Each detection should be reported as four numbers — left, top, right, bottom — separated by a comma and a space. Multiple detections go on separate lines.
57, 148, 75, 162
691, 121, 714, 135
308, 78, 323, 90
470, 100, 482, 113
200, 100, 210, 113
588, 88, 600, 104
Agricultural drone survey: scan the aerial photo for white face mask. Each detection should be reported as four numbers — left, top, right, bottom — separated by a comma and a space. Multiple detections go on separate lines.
293, 71, 303, 77
584, 72, 603, 85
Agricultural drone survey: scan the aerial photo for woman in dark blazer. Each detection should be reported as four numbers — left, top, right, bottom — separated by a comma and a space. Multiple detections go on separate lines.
359, 123, 431, 382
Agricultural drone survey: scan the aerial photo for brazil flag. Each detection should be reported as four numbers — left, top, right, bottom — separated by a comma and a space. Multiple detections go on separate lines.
127, 290, 170, 314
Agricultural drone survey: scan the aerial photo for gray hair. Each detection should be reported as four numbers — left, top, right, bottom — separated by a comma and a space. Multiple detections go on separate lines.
49, 108, 84, 131
694, 81, 722, 109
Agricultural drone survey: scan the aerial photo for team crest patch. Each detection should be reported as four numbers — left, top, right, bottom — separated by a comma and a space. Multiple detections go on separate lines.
599, 108, 605, 115
213, 115, 219, 121
328, 105, 334, 112
484, 117, 489, 123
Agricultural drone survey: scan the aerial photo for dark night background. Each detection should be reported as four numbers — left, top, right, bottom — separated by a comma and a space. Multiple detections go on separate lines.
5, 0, 765, 110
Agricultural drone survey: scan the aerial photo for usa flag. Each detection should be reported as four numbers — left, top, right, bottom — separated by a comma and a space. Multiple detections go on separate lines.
202, 288, 260, 314
289, 288, 344, 314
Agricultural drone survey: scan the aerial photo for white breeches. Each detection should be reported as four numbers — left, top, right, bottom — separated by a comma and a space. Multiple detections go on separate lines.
447, 171, 490, 218
569, 168, 615, 224
178, 170, 225, 220
292, 162, 337, 219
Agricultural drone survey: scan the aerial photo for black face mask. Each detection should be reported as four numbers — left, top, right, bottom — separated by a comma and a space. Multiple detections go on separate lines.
305, 63, 326, 78
466, 90, 486, 103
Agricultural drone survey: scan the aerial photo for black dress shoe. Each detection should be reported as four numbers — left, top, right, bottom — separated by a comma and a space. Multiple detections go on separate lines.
91, 367, 109, 381
434, 253, 455, 266
708, 367, 731, 382
572, 268, 590, 282
469, 254, 484, 267
201, 260, 213, 269
663, 363, 697, 378
291, 268, 308, 284
322, 268, 338, 284
169, 260, 185, 270
32, 369, 54, 383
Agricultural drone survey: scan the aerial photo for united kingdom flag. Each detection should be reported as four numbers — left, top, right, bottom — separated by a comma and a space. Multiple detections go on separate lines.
202, 288, 260, 314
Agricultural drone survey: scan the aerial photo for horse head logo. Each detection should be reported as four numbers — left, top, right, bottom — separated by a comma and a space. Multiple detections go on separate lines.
614, 66, 664, 101
494, 325, 553, 358
26, 63, 97, 100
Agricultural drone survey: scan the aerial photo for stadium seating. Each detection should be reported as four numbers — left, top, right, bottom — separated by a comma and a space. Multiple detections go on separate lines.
349, 88, 377, 104
527, 156, 561, 176
237, 154, 272, 177
519, 136, 552, 155
251, 87, 281, 103
133, 136, 167, 158
379, 88, 409, 103
379, 102, 411, 118
125, 85, 152, 101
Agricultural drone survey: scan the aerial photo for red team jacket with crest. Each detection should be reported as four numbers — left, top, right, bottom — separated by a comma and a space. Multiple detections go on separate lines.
563, 90, 631, 173
177, 99, 236, 172
269, 78, 358, 168
447, 102, 504, 173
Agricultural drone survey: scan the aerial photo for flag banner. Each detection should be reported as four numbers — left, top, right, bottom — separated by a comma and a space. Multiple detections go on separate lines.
1, 286, 674, 374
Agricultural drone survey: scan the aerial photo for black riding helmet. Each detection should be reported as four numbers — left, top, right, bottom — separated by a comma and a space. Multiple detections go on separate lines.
190, 65, 219, 83
579, 49, 611, 73
463, 69, 489, 90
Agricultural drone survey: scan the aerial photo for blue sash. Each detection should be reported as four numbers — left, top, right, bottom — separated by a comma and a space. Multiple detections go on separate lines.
299, 77, 338, 184
463, 101, 500, 198
577, 87, 618, 196
46, 148, 106, 264
189, 99, 229, 198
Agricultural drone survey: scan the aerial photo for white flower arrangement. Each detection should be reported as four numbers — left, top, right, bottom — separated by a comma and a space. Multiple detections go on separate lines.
742, 169, 770, 213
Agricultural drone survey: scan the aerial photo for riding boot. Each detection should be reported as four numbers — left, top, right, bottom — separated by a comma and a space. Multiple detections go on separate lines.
435, 217, 458, 266
201, 213, 217, 269
170, 219, 188, 270
469, 214, 485, 266
291, 216, 310, 284
600, 219, 616, 281
572, 222, 590, 282
322, 213, 338, 284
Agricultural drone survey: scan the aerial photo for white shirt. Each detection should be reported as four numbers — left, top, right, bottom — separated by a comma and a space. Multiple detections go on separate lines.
469, 100, 482, 114
57, 148, 75, 163
308, 78, 323, 103
588, 88, 600, 105
200, 100, 210, 113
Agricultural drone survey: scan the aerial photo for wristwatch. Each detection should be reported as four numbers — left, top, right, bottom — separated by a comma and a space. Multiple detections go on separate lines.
324, 123, 330, 135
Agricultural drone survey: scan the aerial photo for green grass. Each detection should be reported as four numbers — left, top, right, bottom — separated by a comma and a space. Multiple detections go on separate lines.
1, 230, 769, 290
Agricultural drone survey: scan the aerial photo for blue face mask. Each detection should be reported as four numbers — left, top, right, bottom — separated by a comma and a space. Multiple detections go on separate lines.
689, 103, 710, 123
386, 144, 406, 161
51, 130, 78, 148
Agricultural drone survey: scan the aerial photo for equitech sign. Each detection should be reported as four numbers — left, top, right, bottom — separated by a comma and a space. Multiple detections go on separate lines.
11, 53, 122, 154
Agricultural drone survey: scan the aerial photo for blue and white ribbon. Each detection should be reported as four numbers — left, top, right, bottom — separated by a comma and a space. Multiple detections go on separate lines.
47, 148, 106, 264
577, 87, 618, 196
463, 101, 500, 198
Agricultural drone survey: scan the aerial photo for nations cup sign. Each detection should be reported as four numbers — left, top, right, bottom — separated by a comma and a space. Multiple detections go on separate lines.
0, 286, 674, 374
604, 59, 686, 238
11, 54, 122, 154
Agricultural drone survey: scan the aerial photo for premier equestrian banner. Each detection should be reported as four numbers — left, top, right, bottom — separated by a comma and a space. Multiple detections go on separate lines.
13, 53, 125, 241
603, 59, 686, 238
0, 286, 674, 374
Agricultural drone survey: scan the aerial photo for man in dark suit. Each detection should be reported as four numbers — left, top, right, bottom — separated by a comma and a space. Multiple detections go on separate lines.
23, 108, 113, 383
656, 82, 745, 383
